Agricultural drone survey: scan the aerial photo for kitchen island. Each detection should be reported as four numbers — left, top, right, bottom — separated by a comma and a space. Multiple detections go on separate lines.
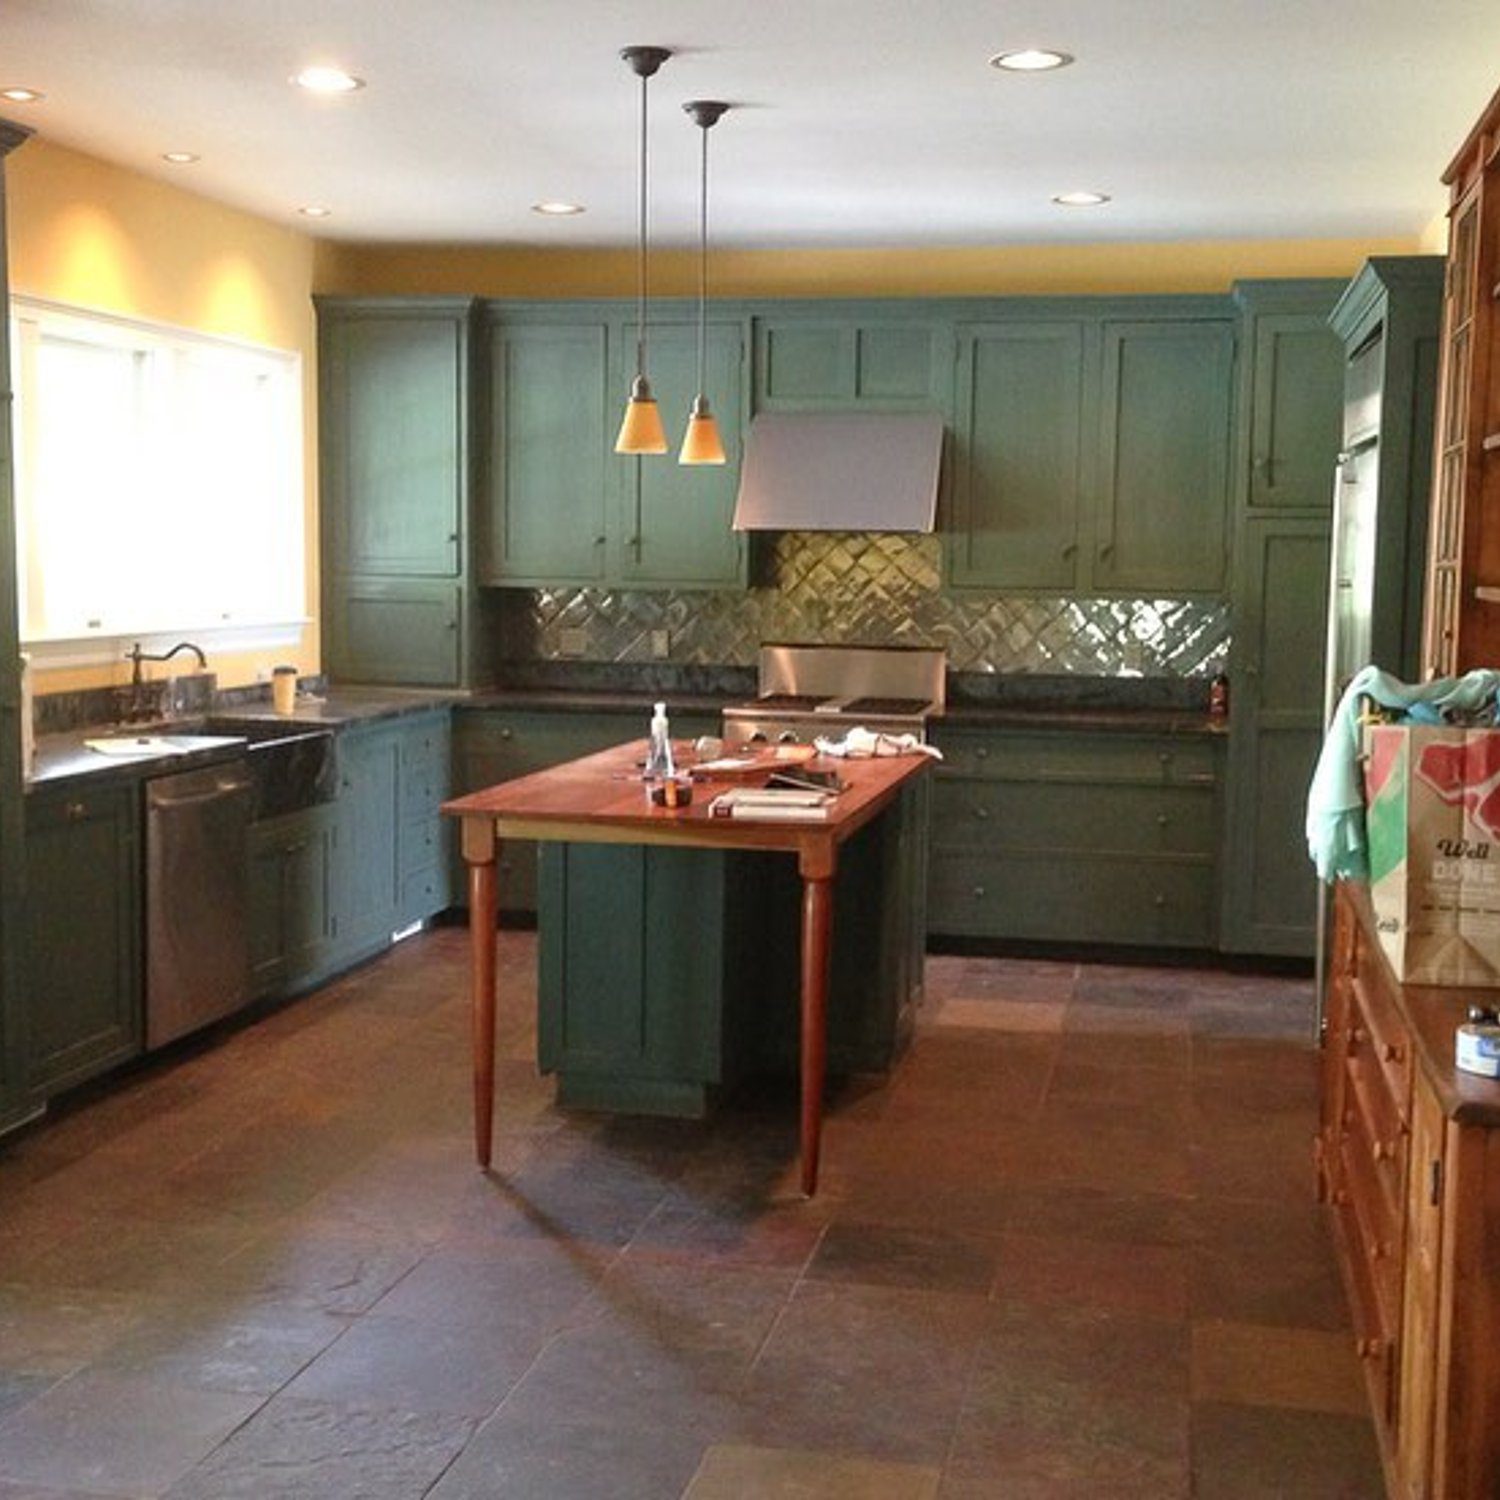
444, 741, 932, 1195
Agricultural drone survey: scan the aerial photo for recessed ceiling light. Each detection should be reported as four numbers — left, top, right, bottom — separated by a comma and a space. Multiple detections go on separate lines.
298, 205, 332, 218
990, 49, 1074, 72
532, 201, 586, 216
161, 151, 200, 165
292, 65, 364, 95
0, 87, 45, 104
1052, 190, 1111, 207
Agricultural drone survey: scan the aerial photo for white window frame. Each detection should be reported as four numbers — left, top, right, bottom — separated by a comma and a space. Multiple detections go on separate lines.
9, 296, 308, 667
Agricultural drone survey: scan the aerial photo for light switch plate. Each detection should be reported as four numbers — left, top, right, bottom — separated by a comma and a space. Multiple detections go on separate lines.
559, 627, 588, 658
650, 629, 670, 659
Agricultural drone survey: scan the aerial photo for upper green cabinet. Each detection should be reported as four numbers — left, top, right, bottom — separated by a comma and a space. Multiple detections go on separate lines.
1234, 281, 1346, 513
615, 320, 745, 588
754, 315, 951, 410
322, 307, 465, 577
480, 320, 609, 586
479, 307, 747, 591
1095, 319, 1234, 594
318, 297, 498, 688
949, 321, 1085, 590
947, 307, 1234, 597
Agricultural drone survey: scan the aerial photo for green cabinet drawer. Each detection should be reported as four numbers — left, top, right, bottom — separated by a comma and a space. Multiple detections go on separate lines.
931, 778, 1216, 856
932, 729, 1218, 786
399, 863, 449, 926
928, 849, 1216, 947
400, 812, 447, 878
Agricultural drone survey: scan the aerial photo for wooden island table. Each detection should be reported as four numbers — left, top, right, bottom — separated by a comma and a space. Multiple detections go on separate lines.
443, 740, 931, 1196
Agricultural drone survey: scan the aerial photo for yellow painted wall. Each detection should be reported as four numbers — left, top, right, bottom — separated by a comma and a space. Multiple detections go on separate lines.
7, 137, 320, 694
317, 233, 1424, 301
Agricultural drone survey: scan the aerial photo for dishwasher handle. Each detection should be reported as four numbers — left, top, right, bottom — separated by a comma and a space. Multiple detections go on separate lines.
146, 764, 253, 811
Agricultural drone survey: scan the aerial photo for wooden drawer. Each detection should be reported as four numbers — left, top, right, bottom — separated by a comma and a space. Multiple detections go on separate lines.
927, 848, 1216, 946
401, 812, 447, 878
931, 778, 1215, 856
1349, 966, 1413, 1121
931, 729, 1218, 786
1339, 1061, 1405, 1329
1330, 1184, 1398, 1427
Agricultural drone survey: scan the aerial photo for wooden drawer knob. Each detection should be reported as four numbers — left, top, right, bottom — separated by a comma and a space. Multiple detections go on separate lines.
1373, 1139, 1397, 1163
1356, 1337, 1384, 1360
1381, 1042, 1403, 1064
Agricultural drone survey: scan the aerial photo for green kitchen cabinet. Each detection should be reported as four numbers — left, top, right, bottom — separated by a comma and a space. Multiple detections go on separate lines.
946, 305, 1234, 598
926, 725, 1222, 948
535, 777, 928, 1116
332, 723, 402, 959
0, 123, 33, 1133
753, 311, 952, 410
949, 321, 1087, 590
1220, 519, 1332, 956
317, 297, 499, 688
1234, 280, 1346, 513
479, 319, 610, 586
396, 710, 452, 927
450, 705, 718, 913
248, 805, 337, 997
480, 307, 747, 591
22, 782, 143, 1094
614, 321, 747, 588
1093, 320, 1235, 594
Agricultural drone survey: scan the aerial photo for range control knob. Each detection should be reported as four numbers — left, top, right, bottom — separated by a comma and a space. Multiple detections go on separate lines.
748, 731, 769, 744
777, 729, 801, 745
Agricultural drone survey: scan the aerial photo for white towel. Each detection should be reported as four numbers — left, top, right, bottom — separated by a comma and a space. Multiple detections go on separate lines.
813, 726, 944, 760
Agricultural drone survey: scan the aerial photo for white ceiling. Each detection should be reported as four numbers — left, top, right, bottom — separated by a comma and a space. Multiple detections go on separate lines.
1, 0, 1497, 249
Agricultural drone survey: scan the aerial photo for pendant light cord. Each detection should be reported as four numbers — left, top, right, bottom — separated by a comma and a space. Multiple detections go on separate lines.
696, 122, 709, 399
635, 69, 649, 383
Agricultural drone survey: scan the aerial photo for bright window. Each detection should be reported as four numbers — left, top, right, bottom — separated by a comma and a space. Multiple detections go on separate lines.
10, 298, 304, 646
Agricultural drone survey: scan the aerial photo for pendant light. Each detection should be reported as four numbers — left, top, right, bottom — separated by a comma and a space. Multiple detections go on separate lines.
678, 99, 730, 465
615, 45, 671, 455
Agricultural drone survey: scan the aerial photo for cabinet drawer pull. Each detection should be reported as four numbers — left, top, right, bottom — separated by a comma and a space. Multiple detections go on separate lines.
65, 800, 88, 821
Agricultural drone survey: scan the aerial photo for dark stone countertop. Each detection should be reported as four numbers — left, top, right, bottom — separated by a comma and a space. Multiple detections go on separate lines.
934, 703, 1226, 737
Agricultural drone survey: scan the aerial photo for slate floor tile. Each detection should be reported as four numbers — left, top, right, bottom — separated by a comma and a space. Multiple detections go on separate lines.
806, 1220, 1001, 1295
991, 1231, 1192, 1321
164, 1396, 473, 1500
1190, 1320, 1366, 1415
427, 1410, 708, 1500
1189, 1400, 1384, 1498
685, 1442, 941, 1499
0, 1370, 261, 1496
0, 1287, 148, 1378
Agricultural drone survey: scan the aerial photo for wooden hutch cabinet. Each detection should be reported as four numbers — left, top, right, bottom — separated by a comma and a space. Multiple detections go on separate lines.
1320, 885, 1500, 1498
1423, 84, 1500, 677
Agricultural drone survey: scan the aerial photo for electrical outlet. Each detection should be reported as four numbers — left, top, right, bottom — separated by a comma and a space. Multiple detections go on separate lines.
559, 627, 588, 658
650, 629, 671, 659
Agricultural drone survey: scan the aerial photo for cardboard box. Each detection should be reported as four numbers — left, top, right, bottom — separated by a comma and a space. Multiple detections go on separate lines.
1363, 723, 1500, 986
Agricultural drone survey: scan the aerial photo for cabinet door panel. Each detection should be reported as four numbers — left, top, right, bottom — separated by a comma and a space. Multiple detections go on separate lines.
1096, 321, 1233, 594
616, 322, 744, 588
23, 786, 141, 1091
328, 316, 462, 576
335, 729, 401, 954
758, 323, 850, 403
1221, 520, 1330, 955
950, 322, 1085, 590
1249, 314, 1344, 510
331, 578, 460, 686
482, 322, 608, 584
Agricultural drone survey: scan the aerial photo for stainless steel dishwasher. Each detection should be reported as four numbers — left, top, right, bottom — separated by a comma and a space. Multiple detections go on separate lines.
145, 759, 253, 1048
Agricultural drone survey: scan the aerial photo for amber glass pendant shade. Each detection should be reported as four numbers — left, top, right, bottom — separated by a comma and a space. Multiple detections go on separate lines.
679, 395, 726, 465
616, 374, 668, 454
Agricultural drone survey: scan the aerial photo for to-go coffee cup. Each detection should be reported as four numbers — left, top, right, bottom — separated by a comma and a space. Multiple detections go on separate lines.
271, 665, 298, 715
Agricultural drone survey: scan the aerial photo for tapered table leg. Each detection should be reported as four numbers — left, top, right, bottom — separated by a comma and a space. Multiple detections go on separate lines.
799, 872, 834, 1197
464, 820, 499, 1169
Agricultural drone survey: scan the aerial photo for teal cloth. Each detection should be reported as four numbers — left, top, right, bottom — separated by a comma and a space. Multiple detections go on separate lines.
1305, 666, 1500, 882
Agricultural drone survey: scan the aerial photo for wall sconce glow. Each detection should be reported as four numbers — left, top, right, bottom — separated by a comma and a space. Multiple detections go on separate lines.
989, 49, 1073, 72
532, 201, 586, 216
0, 87, 45, 104
298, 205, 332, 218
161, 151, 200, 165
1052, 190, 1111, 207
292, 65, 364, 94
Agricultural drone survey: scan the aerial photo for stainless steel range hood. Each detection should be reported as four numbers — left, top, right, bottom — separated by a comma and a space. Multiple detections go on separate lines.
731, 412, 944, 532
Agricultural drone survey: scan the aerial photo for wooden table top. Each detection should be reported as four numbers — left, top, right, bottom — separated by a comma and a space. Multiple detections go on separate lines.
441, 739, 931, 859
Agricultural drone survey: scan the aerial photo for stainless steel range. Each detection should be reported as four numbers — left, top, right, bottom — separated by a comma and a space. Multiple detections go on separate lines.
722, 644, 946, 748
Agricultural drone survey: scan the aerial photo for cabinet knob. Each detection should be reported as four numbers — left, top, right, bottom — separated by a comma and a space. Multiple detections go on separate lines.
1153, 894, 1166, 908
1156, 813, 1170, 827
65, 800, 87, 821
1098, 542, 1115, 560
499, 728, 512, 740
1356, 1337, 1384, 1361
1333, 1189, 1350, 1206
973, 805, 989, 820
1381, 1041, 1402, 1064
447, 531, 459, 544
1158, 752, 1172, 766
594, 534, 607, 547
972, 885, 986, 899
1372, 1138, 1397, 1163
1061, 542, 1077, 559
975, 745, 989, 759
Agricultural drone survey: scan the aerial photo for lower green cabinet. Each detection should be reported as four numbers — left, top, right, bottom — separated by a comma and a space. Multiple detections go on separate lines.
927, 726, 1222, 948
248, 805, 337, 996
536, 780, 928, 1117
23, 783, 142, 1093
